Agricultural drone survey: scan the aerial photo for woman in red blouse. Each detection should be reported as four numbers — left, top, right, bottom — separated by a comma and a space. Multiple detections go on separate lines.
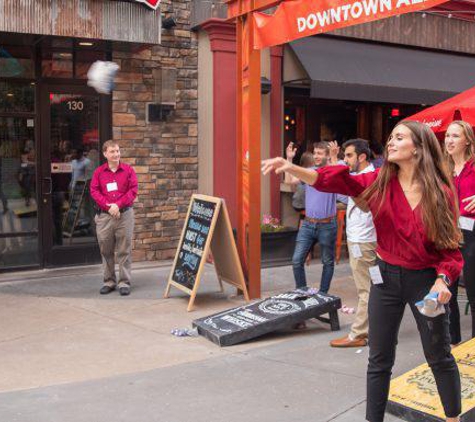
445, 120, 475, 345
262, 121, 462, 422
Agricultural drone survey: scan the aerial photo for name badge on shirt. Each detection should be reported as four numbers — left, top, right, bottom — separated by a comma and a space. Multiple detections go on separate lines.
459, 216, 475, 231
106, 182, 118, 192
369, 265, 384, 285
350, 244, 363, 259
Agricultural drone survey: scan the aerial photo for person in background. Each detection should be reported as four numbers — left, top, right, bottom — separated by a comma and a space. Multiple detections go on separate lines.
18, 147, 35, 207
262, 121, 462, 422
0, 155, 8, 213
327, 139, 377, 348
291, 152, 316, 214
70, 149, 91, 190
445, 120, 475, 346
369, 139, 385, 169
90, 140, 138, 296
285, 141, 342, 296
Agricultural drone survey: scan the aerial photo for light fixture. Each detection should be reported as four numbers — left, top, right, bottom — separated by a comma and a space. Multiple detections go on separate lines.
285, 115, 290, 121
162, 16, 177, 29
261, 77, 272, 95
79, 42, 94, 47
6, 93, 14, 97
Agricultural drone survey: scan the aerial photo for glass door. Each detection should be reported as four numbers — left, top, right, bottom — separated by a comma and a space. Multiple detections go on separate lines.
0, 80, 39, 269
40, 85, 103, 267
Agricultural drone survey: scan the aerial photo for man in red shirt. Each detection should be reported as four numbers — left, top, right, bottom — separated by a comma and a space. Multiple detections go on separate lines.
90, 140, 138, 296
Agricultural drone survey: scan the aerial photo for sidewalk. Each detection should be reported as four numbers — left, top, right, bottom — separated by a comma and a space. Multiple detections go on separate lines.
0, 261, 471, 422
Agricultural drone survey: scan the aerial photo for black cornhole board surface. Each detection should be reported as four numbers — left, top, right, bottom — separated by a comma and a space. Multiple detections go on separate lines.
193, 290, 341, 347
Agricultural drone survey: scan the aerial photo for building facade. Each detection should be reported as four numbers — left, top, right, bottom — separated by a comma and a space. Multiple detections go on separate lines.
0, 0, 198, 271
194, 0, 475, 227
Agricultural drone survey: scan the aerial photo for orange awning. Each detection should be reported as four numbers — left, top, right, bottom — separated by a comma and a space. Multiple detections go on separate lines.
253, 0, 448, 49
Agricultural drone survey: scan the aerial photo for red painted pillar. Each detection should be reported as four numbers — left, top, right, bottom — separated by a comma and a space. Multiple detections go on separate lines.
270, 46, 283, 219
201, 19, 238, 227
201, 21, 283, 227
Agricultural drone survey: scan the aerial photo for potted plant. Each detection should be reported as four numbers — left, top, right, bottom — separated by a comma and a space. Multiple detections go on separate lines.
260, 215, 298, 268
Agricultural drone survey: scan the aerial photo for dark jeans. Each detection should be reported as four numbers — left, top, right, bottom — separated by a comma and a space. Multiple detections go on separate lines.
462, 228, 475, 338
292, 219, 336, 293
448, 277, 461, 345
366, 259, 461, 422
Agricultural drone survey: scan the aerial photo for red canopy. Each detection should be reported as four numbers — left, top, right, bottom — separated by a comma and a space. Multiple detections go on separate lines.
408, 85, 475, 135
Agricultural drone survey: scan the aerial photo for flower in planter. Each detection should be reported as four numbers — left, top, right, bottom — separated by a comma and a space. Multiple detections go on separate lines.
261, 214, 286, 233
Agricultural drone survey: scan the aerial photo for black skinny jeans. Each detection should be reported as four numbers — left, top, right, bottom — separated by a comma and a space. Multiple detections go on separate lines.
366, 259, 461, 422
448, 228, 475, 344
462, 228, 475, 338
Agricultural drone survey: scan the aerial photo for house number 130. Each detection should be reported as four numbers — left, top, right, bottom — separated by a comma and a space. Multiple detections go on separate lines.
67, 101, 84, 111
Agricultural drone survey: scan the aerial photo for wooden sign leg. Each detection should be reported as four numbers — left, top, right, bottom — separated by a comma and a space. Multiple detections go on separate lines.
187, 290, 198, 312
213, 265, 224, 292
163, 283, 171, 298
242, 286, 250, 302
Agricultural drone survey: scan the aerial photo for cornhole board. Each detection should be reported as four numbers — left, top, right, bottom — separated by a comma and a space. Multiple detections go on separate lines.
192, 290, 341, 347
387, 338, 475, 422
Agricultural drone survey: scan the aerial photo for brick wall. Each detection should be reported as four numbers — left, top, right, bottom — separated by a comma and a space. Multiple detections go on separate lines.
112, 0, 198, 262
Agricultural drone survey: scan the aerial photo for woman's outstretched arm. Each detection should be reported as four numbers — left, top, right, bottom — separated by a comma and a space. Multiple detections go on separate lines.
261, 157, 318, 185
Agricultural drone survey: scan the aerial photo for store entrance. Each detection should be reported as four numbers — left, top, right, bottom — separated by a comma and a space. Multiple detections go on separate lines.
39, 84, 105, 267
0, 33, 112, 271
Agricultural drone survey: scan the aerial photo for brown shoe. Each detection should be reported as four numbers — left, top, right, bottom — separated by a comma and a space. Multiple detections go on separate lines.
330, 336, 368, 348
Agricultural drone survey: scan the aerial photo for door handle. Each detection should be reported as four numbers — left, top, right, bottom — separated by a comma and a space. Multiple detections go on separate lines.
43, 177, 52, 195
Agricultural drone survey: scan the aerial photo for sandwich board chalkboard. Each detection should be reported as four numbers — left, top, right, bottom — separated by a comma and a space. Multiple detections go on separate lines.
62, 180, 87, 239
387, 337, 475, 422
164, 194, 249, 311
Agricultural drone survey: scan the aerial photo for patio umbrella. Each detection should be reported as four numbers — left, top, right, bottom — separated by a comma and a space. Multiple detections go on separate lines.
408, 84, 475, 135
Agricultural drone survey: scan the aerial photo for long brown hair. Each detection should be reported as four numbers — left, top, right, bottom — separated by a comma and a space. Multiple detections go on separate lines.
445, 120, 475, 172
361, 120, 461, 250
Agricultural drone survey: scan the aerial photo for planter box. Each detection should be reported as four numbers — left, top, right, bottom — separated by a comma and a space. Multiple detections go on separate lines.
261, 228, 298, 268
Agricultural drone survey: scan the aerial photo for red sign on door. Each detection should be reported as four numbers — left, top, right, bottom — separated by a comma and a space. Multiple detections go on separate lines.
132, 0, 161, 10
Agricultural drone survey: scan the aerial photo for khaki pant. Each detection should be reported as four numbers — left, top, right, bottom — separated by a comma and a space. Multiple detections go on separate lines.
347, 240, 377, 340
95, 208, 134, 288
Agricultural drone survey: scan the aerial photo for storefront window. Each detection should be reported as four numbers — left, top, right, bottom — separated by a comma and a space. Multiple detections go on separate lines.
42, 50, 74, 78
75, 49, 107, 79
0, 81, 35, 113
0, 116, 39, 268
0, 46, 34, 79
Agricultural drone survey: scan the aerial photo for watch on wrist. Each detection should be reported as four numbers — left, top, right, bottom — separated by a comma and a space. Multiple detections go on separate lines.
437, 274, 451, 286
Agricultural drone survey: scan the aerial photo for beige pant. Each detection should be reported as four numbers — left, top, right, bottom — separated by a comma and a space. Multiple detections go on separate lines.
347, 240, 377, 340
95, 208, 134, 288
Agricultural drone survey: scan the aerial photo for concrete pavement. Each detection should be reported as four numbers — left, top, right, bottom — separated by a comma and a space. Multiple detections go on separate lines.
0, 260, 472, 422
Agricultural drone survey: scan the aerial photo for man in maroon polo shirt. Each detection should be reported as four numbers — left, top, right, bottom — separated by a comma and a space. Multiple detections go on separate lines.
90, 140, 138, 296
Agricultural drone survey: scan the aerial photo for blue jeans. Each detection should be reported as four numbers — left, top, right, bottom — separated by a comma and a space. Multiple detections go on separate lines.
292, 219, 337, 293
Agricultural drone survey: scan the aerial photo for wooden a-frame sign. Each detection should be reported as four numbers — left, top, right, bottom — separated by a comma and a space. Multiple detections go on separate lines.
164, 194, 250, 311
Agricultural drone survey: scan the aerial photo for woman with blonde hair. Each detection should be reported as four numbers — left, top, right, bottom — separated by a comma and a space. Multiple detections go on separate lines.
262, 121, 462, 422
445, 120, 475, 345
